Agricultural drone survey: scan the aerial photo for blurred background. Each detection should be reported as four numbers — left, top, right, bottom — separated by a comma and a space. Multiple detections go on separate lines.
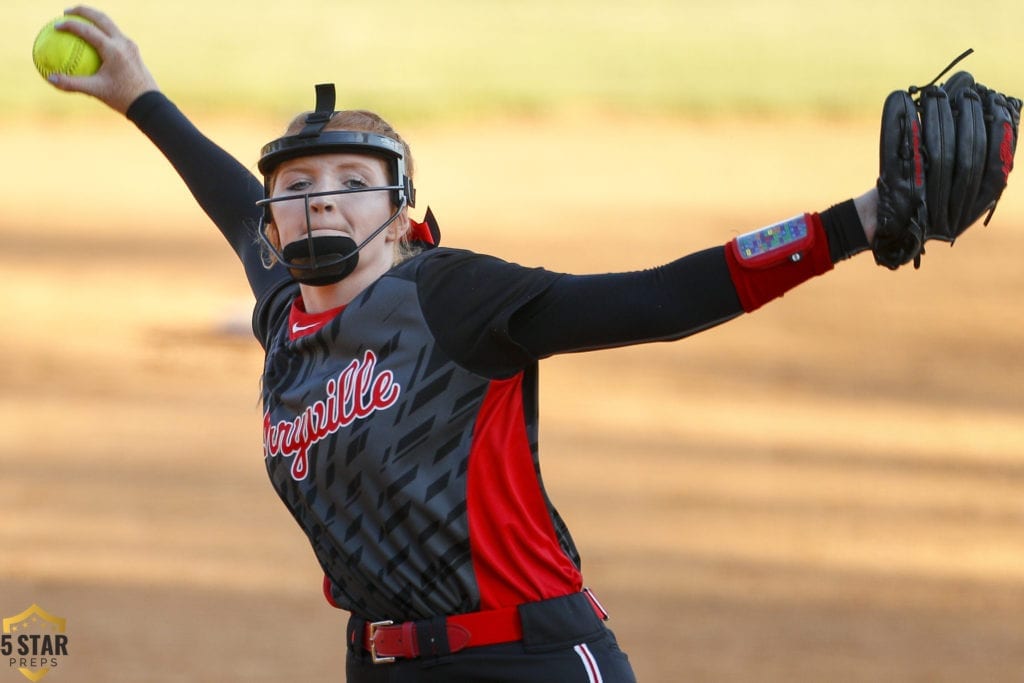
2, 1, 1022, 681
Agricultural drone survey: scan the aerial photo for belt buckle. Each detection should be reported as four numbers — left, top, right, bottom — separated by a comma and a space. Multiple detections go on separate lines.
368, 620, 396, 664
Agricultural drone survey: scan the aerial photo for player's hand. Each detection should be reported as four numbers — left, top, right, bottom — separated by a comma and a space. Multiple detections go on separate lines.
44, 5, 159, 115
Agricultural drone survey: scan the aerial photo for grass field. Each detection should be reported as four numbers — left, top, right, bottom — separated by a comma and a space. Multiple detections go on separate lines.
8, 0, 1024, 121
3, 2, 1024, 682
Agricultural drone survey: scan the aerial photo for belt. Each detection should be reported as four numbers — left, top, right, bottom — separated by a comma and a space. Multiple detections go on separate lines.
360, 589, 609, 664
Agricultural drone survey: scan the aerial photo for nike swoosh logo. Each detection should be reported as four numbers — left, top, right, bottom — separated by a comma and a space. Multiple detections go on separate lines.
291, 321, 322, 335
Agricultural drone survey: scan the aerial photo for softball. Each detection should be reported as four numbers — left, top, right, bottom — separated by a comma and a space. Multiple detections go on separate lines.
32, 15, 102, 79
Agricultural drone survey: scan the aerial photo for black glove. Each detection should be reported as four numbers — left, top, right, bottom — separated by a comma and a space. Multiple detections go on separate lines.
873, 51, 1021, 269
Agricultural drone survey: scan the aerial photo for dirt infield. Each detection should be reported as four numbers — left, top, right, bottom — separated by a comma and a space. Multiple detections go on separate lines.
2, 112, 1022, 682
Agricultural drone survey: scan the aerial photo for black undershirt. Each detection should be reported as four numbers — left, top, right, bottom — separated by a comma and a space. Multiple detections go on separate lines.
127, 91, 868, 370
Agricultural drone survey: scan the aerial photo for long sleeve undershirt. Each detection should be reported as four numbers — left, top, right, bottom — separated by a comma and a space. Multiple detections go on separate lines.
126, 91, 868, 363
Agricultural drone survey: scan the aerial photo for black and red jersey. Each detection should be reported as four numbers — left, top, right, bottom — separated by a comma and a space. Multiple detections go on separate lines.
257, 251, 574, 619
251, 245, 745, 620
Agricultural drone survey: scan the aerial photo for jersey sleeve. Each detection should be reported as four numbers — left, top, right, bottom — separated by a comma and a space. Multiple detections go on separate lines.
125, 91, 290, 301
418, 200, 869, 375
414, 249, 563, 378
415, 247, 743, 377
510, 247, 744, 358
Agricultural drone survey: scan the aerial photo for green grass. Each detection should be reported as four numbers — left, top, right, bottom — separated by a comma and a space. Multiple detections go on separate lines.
8, 0, 1024, 124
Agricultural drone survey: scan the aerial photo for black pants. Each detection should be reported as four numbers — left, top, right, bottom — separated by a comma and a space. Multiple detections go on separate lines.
345, 593, 638, 682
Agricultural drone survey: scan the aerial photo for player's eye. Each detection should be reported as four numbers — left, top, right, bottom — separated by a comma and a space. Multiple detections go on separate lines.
344, 178, 368, 190
285, 179, 312, 192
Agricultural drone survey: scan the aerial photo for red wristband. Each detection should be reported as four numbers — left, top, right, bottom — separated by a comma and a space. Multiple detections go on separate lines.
724, 213, 834, 312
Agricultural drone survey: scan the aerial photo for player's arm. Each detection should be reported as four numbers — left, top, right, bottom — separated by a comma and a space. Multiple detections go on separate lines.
417, 199, 870, 377
42, 6, 286, 299
123, 91, 282, 297
508, 196, 871, 357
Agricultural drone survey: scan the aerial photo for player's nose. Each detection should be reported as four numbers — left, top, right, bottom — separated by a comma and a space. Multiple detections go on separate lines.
308, 192, 337, 213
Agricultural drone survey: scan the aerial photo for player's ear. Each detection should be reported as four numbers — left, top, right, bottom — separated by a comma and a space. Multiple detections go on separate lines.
265, 221, 281, 249
260, 220, 283, 267
386, 211, 411, 243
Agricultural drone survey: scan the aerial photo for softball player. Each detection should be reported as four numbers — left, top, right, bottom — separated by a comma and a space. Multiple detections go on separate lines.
47, 6, 1016, 682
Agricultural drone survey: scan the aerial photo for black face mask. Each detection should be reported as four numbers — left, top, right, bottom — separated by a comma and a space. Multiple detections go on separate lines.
280, 234, 360, 286
256, 83, 431, 287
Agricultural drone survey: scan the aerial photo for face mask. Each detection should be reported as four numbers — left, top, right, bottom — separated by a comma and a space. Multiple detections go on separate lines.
280, 233, 360, 286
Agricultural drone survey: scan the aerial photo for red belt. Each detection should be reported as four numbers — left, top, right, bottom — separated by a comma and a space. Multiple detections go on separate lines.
361, 589, 608, 664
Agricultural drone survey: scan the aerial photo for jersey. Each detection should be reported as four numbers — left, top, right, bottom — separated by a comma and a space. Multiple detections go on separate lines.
257, 249, 578, 620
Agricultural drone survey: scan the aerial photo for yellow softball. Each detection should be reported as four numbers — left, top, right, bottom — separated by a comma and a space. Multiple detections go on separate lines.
32, 15, 102, 79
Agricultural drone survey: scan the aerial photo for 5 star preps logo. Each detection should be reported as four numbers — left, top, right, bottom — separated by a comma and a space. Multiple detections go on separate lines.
2, 605, 69, 682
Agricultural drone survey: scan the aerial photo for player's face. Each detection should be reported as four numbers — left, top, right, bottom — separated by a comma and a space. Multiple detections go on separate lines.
269, 153, 399, 274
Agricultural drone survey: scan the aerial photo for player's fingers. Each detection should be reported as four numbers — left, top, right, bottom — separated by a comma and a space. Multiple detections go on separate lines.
63, 6, 124, 40
44, 71, 98, 94
47, 66, 155, 114
53, 15, 140, 74
47, 19, 116, 88
43, 33, 153, 113
42, 6, 159, 113
43, 68, 118, 107
51, 18, 109, 63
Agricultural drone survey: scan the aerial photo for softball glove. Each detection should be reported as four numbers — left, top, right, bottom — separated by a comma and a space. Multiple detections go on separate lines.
873, 51, 1021, 269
